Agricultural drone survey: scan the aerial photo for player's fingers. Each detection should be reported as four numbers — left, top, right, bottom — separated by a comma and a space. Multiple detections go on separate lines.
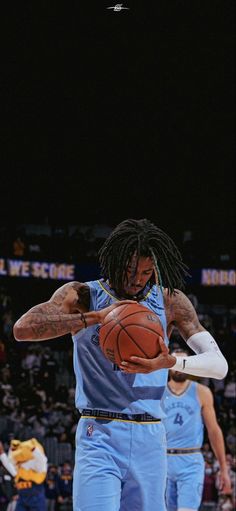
159, 337, 169, 354
119, 365, 149, 373
121, 358, 157, 373
128, 356, 152, 365
120, 359, 147, 371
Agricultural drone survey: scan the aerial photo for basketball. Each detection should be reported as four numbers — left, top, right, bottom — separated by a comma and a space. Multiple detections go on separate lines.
99, 303, 164, 365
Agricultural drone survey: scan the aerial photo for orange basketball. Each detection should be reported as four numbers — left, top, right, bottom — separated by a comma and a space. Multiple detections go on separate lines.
99, 303, 164, 365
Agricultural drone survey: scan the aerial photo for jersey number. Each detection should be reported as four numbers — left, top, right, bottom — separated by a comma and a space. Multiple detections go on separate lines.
174, 413, 184, 426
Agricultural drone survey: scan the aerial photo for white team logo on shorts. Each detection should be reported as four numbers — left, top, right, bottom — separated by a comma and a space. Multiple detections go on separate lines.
87, 424, 94, 437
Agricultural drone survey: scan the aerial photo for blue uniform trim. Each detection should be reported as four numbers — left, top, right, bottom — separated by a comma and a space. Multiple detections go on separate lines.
167, 447, 201, 454
97, 279, 153, 301
81, 408, 161, 422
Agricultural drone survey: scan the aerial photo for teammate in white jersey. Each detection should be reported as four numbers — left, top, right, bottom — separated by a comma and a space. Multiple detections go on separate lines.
161, 350, 231, 511
13, 219, 228, 511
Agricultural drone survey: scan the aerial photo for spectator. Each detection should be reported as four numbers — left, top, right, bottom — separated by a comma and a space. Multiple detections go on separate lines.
216, 494, 234, 510
201, 461, 218, 509
0, 466, 9, 511
44, 464, 59, 511
54, 385, 68, 405
226, 421, 236, 455
224, 373, 236, 408
57, 462, 73, 511
202, 442, 215, 464
0, 288, 12, 314
12, 236, 26, 258
212, 377, 226, 411
2, 389, 20, 413
0, 339, 7, 366
39, 348, 58, 393
21, 347, 42, 386
26, 410, 48, 437
2, 311, 14, 341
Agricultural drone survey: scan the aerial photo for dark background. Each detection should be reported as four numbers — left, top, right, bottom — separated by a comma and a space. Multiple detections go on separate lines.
1, 1, 235, 255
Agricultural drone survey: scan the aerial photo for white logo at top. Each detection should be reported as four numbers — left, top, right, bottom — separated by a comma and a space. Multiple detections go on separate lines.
107, 3, 130, 11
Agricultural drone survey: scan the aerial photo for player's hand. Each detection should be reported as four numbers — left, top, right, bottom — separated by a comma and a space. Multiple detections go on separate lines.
119, 337, 176, 373
218, 468, 232, 494
0, 441, 4, 454
97, 300, 136, 325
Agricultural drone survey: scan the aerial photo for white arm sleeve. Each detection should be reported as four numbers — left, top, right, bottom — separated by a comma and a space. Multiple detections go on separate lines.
171, 331, 228, 379
0, 453, 17, 477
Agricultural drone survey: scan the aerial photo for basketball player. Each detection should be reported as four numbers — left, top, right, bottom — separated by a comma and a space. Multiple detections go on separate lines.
0, 438, 48, 511
161, 350, 231, 511
13, 219, 228, 511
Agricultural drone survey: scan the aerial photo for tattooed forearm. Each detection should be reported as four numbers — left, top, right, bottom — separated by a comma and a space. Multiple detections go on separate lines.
13, 281, 93, 341
15, 311, 87, 341
165, 289, 204, 339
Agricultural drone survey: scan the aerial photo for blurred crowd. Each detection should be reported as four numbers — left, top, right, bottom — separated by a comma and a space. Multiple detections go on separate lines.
0, 222, 234, 267
0, 224, 113, 264
0, 278, 235, 509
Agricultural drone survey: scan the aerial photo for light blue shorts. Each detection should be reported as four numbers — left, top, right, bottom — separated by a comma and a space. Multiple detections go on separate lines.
73, 416, 167, 511
165, 453, 205, 510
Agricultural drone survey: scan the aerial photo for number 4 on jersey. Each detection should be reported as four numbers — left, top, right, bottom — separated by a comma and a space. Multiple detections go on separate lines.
174, 413, 184, 425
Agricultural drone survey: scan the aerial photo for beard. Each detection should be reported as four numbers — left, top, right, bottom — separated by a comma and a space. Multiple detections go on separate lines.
170, 371, 188, 382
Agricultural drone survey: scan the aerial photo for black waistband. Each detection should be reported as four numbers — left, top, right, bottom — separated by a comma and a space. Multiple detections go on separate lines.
81, 409, 161, 422
167, 448, 201, 454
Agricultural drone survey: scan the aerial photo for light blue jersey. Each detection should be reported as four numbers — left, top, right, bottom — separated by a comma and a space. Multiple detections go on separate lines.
72, 280, 169, 511
162, 381, 204, 449
161, 382, 205, 511
72, 279, 169, 418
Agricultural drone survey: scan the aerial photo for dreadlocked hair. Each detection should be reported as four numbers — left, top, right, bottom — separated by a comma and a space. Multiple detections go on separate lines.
98, 218, 190, 295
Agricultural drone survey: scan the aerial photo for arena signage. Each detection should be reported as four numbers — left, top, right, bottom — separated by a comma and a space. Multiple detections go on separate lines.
201, 269, 236, 286
0, 258, 235, 285
0, 258, 75, 280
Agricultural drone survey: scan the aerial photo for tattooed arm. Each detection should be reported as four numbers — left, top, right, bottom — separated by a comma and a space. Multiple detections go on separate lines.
13, 281, 134, 342
120, 290, 228, 378
164, 289, 205, 340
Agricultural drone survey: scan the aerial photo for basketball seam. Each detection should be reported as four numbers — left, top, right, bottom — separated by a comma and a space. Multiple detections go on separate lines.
99, 304, 133, 328
116, 320, 164, 338
102, 309, 163, 329
99, 323, 117, 347
114, 309, 155, 322
112, 304, 134, 319
117, 326, 148, 358
117, 324, 163, 359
